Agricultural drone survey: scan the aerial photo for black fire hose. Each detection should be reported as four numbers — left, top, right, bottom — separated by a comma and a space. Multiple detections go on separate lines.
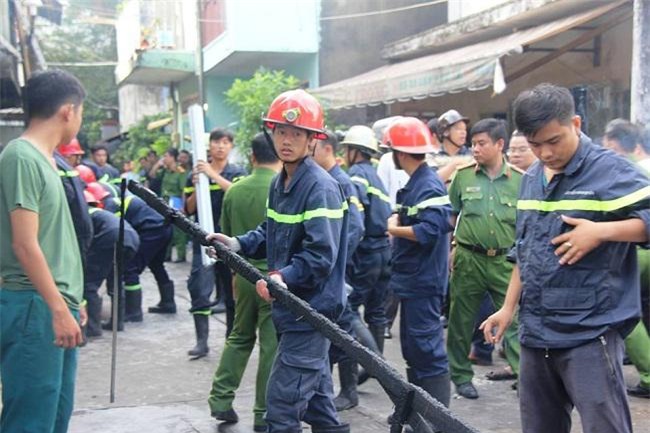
127, 180, 479, 433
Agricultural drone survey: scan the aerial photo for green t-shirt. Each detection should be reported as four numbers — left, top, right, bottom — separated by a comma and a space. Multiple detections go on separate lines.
0, 138, 83, 309
160, 167, 186, 199
220, 167, 276, 272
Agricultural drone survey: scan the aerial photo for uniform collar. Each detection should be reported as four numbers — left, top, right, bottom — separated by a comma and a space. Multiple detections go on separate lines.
475, 156, 511, 179
403, 162, 429, 190
252, 166, 276, 177
278, 157, 311, 193
563, 133, 592, 177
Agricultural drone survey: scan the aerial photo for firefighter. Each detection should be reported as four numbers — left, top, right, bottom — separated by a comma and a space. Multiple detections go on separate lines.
102, 194, 174, 325
385, 117, 453, 407
58, 137, 84, 167
341, 125, 392, 357
83, 185, 139, 337
209, 89, 350, 433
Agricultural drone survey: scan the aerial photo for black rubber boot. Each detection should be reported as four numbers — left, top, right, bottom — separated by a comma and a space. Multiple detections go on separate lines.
369, 323, 385, 354
311, 422, 350, 433
102, 293, 125, 331
352, 317, 381, 386
148, 281, 177, 314
85, 295, 103, 338
124, 289, 143, 322
334, 360, 359, 411
188, 314, 210, 359
417, 373, 451, 408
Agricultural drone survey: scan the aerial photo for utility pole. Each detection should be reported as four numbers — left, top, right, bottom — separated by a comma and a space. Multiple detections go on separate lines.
631, 0, 650, 126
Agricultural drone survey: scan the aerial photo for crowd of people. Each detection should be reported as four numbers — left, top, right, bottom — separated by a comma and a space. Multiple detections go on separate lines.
1, 69, 649, 433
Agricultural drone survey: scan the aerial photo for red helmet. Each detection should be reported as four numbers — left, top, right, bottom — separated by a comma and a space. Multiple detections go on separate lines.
83, 190, 98, 204
262, 89, 327, 139
86, 182, 110, 202
385, 117, 436, 154
58, 138, 84, 157
76, 164, 96, 184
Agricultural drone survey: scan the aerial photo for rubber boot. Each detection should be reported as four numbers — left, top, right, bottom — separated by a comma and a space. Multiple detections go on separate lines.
353, 317, 381, 386
102, 293, 125, 331
334, 360, 359, 411
369, 323, 385, 354
188, 314, 210, 359
85, 295, 103, 338
124, 289, 143, 322
311, 422, 351, 433
417, 373, 451, 408
148, 281, 177, 314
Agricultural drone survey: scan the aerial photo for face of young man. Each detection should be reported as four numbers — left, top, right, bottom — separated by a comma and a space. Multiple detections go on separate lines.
602, 136, 625, 155
446, 121, 467, 145
209, 136, 233, 162
178, 152, 190, 167
471, 132, 503, 167
526, 117, 581, 171
272, 124, 312, 163
64, 154, 81, 167
508, 135, 537, 171
163, 152, 175, 168
312, 141, 330, 168
93, 149, 108, 166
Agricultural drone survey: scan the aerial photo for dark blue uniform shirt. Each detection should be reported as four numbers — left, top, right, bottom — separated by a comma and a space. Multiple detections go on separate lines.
349, 161, 392, 250
238, 157, 349, 333
516, 134, 650, 349
104, 195, 168, 233
328, 164, 364, 261
390, 163, 452, 298
184, 163, 247, 232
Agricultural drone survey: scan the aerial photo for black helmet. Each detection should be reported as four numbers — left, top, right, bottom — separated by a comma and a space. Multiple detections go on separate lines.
437, 109, 469, 138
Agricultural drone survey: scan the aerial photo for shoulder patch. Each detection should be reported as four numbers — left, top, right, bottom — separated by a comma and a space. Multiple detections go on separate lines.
507, 163, 525, 175
456, 162, 477, 171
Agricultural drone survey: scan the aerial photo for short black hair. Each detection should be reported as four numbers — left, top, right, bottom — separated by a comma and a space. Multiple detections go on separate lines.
470, 118, 508, 147
23, 69, 85, 124
180, 149, 191, 157
319, 129, 339, 152
209, 128, 234, 143
604, 119, 640, 153
251, 133, 278, 164
165, 147, 179, 160
91, 144, 108, 155
513, 83, 575, 137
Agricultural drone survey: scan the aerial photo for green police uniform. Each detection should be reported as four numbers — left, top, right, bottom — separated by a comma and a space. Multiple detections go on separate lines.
208, 167, 278, 427
161, 167, 188, 261
447, 158, 522, 386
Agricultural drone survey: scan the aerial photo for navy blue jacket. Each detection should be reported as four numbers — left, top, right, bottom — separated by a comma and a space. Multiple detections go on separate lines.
55, 152, 94, 261
328, 164, 364, 261
85, 207, 140, 280
349, 160, 391, 250
184, 163, 247, 232
238, 157, 349, 333
104, 195, 168, 233
390, 163, 452, 298
516, 135, 650, 349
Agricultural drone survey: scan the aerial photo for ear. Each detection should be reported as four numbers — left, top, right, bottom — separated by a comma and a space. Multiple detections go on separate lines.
60, 103, 75, 122
572, 115, 582, 133
496, 138, 505, 150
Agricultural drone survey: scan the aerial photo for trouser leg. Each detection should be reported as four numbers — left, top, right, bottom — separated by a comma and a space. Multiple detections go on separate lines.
187, 240, 214, 314
254, 285, 278, 426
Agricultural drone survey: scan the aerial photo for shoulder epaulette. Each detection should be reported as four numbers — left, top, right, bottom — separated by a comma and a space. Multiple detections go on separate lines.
507, 163, 525, 175
456, 162, 477, 171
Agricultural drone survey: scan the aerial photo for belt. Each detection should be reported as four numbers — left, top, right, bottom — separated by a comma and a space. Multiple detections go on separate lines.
457, 241, 510, 257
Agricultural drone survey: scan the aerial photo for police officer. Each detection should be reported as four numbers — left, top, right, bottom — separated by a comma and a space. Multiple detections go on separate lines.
447, 118, 523, 399
210, 89, 350, 433
482, 84, 650, 433
341, 125, 392, 356
385, 117, 453, 407
431, 109, 474, 183
103, 194, 174, 323
83, 185, 139, 337
313, 130, 367, 411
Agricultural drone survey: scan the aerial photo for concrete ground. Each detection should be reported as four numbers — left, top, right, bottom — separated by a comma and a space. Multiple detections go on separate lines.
68, 258, 650, 433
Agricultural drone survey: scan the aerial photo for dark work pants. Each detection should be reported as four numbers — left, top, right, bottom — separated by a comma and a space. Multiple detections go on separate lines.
348, 247, 390, 327
519, 330, 632, 433
187, 240, 215, 313
124, 226, 172, 288
399, 295, 449, 380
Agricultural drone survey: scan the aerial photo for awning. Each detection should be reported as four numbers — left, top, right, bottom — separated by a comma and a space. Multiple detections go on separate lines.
311, 2, 622, 110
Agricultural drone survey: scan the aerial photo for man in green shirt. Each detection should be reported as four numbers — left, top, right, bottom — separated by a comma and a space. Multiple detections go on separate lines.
159, 147, 188, 262
0, 69, 86, 433
447, 118, 523, 399
207, 134, 281, 431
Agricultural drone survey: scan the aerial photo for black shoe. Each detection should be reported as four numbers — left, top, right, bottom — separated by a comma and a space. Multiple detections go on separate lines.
627, 383, 650, 399
148, 302, 177, 314
212, 408, 239, 423
253, 424, 267, 432
456, 382, 479, 399
211, 303, 226, 314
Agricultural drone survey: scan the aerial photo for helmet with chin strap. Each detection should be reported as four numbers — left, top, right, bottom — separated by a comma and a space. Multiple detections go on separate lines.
437, 109, 469, 140
262, 89, 327, 140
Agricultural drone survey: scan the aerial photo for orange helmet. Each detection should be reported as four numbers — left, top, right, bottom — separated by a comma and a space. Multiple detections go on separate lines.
262, 89, 327, 139
384, 117, 436, 154
83, 190, 98, 204
86, 182, 110, 203
58, 138, 84, 157
76, 164, 96, 184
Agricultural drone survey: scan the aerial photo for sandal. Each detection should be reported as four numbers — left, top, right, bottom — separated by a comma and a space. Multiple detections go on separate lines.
485, 367, 517, 381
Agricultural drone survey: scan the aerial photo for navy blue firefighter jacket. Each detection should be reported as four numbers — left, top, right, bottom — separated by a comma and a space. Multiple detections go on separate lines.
349, 161, 392, 251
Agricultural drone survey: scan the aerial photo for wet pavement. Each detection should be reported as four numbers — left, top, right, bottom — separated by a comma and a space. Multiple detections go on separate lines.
68, 257, 650, 433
